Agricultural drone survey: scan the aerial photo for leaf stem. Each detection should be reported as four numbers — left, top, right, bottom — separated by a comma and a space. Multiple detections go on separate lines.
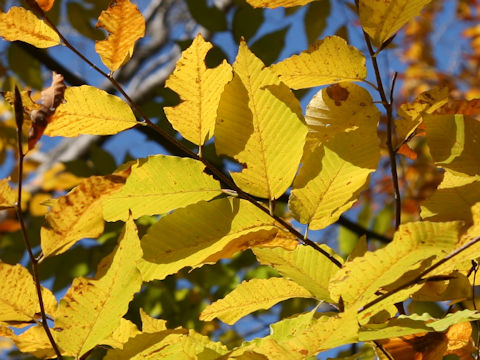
361, 30, 402, 230
13, 87, 63, 359
26, 3, 343, 269
359, 236, 480, 314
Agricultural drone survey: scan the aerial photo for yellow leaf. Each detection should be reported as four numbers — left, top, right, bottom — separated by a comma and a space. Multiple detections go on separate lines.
0, 178, 16, 209
41, 174, 126, 257
253, 245, 341, 302
425, 114, 480, 176
54, 217, 143, 358
270, 36, 367, 89
165, 34, 232, 146
103, 155, 222, 221
289, 83, 380, 230
12, 325, 55, 359
44, 86, 138, 137
359, 0, 432, 44
101, 318, 140, 350
104, 328, 228, 360
140, 309, 167, 333
0, 263, 57, 325
200, 278, 313, 325
35, 0, 55, 12
138, 198, 297, 282
246, 0, 315, 8
41, 163, 83, 191
395, 87, 449, 142
0, 7, 60, 48
29, 193, 51, 217
328, 222, 462, 317
95, 0, 145, 72
215, 40, 307, 199
421, 171, 480, 224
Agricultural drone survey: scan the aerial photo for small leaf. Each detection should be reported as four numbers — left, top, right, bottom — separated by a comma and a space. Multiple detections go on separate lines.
95, 0, 145, 72
0, 178, 16, 209
164, 34, 232, 146
0, 7, 60, 48
185, 0, 227, 32
44, 86, 138, 137
12, 325, 56, 359
200, 278, 313, 324
253, 245, 341, 302
55, 217, 143, 358
103, 155, 222, 221
138, 198, 298, 282
250, 26, 290, 65
246, 0, 316, 8
101, 318, 140, 350
215, 40, 307, 199
359, 0, 432, 44
304, 0, 330, 45
270, 36, 367, 89
35, 0, 55, 12
41, 174, 126, 257
0, 263, 57, 325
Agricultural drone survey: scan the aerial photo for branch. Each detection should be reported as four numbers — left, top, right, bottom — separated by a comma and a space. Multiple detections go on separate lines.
25, 1, 343, 269
13, 87, 63, 359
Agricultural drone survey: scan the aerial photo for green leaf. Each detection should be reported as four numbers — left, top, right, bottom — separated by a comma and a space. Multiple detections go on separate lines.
304, 0, 330, 45
103, 155, 222, 221
233, 4, 264, 43
8, 44, 42, 90
185, 0, 227, 32
250, 26, 290, 66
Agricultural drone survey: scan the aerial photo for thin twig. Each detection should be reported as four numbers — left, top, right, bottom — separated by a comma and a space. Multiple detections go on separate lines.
359, 236, 480, 313
13, 87, 63, 359
26, 2, 343, 269
361, 31, 402, 230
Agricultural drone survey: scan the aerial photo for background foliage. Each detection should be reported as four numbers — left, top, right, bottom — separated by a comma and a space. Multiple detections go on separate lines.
1, 0, 480, 359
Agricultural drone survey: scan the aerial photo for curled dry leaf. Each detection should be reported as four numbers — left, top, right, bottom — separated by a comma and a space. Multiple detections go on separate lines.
28, 72, 66, 150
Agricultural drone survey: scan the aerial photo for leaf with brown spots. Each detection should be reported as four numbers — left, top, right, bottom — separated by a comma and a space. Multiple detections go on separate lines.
41, 174, 126, 257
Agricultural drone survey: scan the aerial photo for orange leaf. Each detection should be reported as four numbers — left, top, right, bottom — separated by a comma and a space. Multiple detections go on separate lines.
35, 0, 55, 12
397, 143, 417, 160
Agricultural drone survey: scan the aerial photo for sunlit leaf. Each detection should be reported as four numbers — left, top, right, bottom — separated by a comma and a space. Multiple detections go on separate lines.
200, 278, 313, 324
140, 309, 167, 333
103, 155, 222, 221
395, 86, 448, 142
41, 174, 126, 257
289, 83, 380, 230
12, 325, 55, 359
164, 34, 232, 146
270, 36, 367, 89
0, 263, 57, 325
45, 86, 138, 137
54, 217, 143, 358
35, 0, 55, 12
359, 0, 432, 44
0, 178, 15, 209
215, 40, 307, 199
253, 245, 341, 302
95, 0, 145, 72
138, 198, 298, 282
421, 170, 480, 224
101, 318, 140, 350
0, 7, 60, 48
425, 114, 480, 176
246, 0, 316, 8
329, 221, 462, 320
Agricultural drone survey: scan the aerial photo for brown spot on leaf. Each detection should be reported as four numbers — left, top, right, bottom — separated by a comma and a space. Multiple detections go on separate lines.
326, 84, 349, 106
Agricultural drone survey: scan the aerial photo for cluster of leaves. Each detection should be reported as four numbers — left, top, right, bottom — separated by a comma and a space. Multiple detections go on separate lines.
1, 0, 480, 359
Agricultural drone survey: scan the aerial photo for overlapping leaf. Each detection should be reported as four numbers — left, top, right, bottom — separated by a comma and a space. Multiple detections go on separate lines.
103, 155, 222, 221
54, 218, 143, 358
164, 34, 232, 146
101, 319, 140, 350
200, 278, 313, 324
425, 114, 480, 176
215, 40, 307, 199
289, 83, 380, 230
359, 0, 432, 44
253, 245, 341, 302
270, 36, 367, 89
44, 86, 138, 137
0, 7, 60, 48
328, 221, 462, 320
138, 198, 297, 282
95, 0, 145, 71
11, 325, 56, 359
395, 87, 448, 142
246, 0, 315, 8
421, 170, 480, 224
0, 179, 15, 209
0, 263, 57, 325
41, 174, 126, 257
